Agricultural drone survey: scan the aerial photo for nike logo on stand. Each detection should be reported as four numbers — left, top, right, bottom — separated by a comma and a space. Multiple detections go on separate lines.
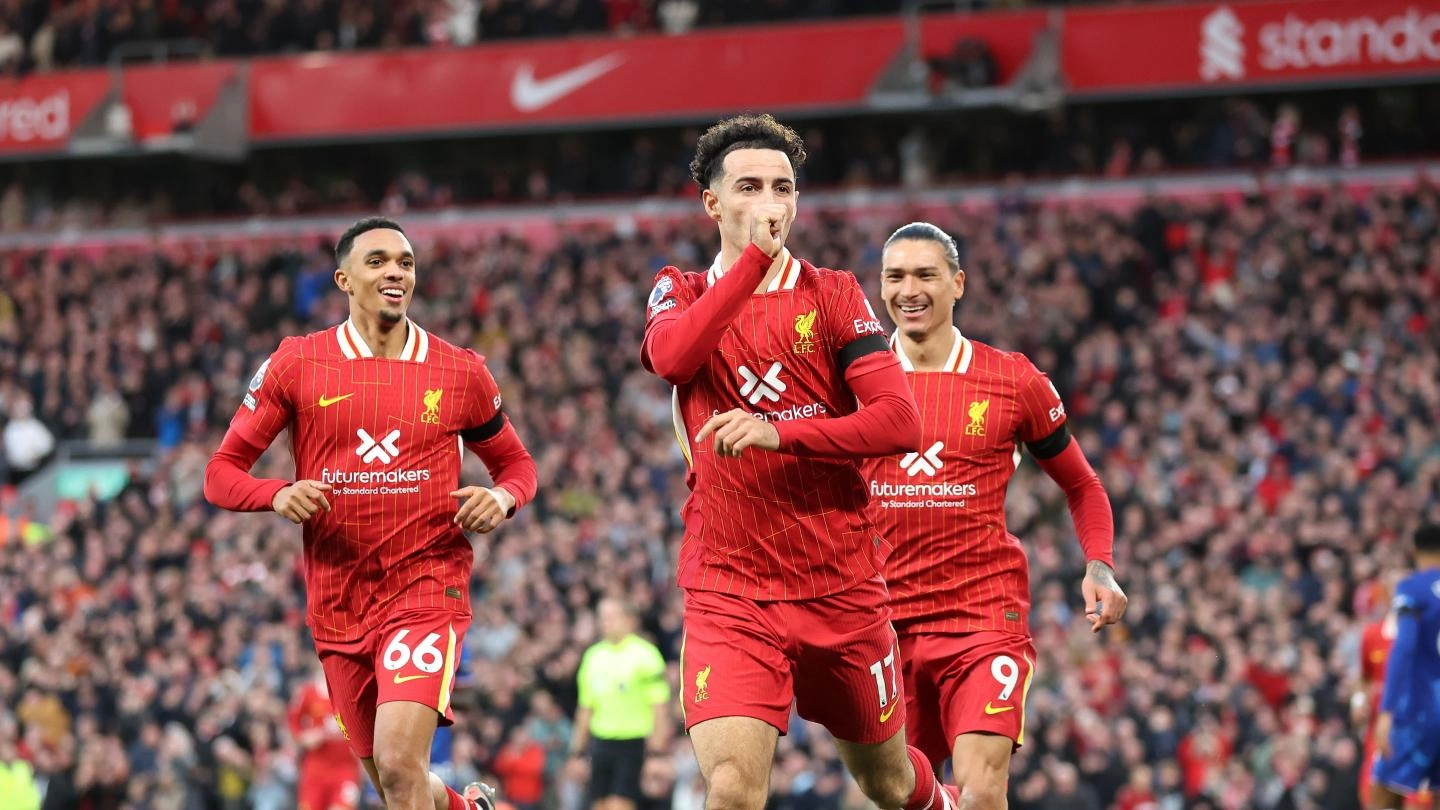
510, 54, 625, 112
318, 394, 354, 407
983, 702, 1015, 715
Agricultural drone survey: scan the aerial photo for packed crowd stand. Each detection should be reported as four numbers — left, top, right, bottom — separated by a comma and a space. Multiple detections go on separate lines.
0, 177, 1438, 808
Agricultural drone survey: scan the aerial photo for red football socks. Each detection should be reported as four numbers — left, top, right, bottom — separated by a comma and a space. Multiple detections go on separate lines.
446, 786, 476, 810
902, 744, 940, 810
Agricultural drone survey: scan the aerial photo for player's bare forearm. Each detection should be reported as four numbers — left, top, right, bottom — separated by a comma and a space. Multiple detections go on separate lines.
641, 246, 773, 383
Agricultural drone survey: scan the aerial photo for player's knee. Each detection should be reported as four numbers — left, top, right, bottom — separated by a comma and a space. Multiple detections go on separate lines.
954, 758, 1008, 810
954, 779, 1006, 810
853, 768, 914, 810
703, 761, 767, 810
371, 747, 427, 796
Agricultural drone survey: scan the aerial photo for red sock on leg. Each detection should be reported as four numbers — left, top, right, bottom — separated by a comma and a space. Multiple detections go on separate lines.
902, 745, 940, 810
446, 786, 474, 810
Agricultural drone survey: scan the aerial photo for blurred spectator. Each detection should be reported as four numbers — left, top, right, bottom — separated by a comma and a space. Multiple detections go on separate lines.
2, 395, 54, 484
493, 726, 546, 810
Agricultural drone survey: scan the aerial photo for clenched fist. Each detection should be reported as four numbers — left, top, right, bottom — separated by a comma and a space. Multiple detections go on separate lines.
748, 203, 788, 258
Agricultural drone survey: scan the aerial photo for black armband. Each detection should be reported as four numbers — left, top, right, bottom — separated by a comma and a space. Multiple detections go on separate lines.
1024, 423, 1072, 460
460, 410, 506, 443
836, 334, 890, 374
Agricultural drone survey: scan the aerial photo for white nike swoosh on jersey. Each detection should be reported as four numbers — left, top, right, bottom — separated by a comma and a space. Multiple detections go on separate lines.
510, 54, 625, 113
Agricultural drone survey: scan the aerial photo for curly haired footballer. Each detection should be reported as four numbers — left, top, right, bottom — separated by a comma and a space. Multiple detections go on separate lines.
689, 113, 808, 189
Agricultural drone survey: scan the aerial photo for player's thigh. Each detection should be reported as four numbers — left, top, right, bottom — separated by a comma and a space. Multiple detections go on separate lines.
933, 631, 1035, 748
793, 577, 906, 745
374, 609, 471, 727
372, 700, 442, 775
317, 642, 379, 760
679, 588, 792, 735
689, 716, 779, 810
895, 631, 953, 770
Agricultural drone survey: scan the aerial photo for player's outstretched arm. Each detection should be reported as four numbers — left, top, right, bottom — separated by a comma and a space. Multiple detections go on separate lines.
641, 243, 775, 384
772, 351, 921, 458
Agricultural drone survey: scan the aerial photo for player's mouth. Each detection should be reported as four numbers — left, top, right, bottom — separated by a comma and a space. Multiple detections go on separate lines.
895, 301, 929, 323
379, 285, 406, 304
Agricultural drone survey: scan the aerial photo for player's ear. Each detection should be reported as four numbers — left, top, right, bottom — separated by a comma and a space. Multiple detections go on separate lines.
953, 268, 966, 302
701, 188, 722, 224
334, 266, 353, 295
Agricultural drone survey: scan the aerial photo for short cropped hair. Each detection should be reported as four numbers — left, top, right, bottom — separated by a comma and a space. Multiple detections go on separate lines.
335, 216, 407, 266
884, 222, 962, 274
689, 113, 808, 189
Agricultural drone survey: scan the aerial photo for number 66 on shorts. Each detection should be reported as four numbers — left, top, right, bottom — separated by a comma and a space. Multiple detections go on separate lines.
316, 608, 470, 760
897, 629, 1037, 765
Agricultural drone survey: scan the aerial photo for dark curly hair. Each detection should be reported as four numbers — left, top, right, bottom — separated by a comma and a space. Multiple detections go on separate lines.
689, 113, 808, 189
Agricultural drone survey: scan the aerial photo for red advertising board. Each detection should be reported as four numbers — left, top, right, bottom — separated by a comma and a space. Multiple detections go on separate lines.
1064, 0, 1440, 94
249, 12, 1045, 141
0, 72, 109, 154
122, 62, 237, 142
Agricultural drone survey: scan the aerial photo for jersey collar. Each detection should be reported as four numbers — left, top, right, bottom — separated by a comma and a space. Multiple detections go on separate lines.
336, 317, 430, 362
706, 248, 800, 292
891, 326, 971, 374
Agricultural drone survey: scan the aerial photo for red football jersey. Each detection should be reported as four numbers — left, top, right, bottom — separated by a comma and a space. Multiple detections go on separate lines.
229, 318, 504, 642
1362, 616, 1397, 727
650, 251, 894, 601
288, 680, 356, 777
866, 330, 1068, 635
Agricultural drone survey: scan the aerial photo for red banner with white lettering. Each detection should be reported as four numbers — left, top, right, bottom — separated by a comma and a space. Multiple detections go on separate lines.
1063, 0, 1440, 94
0, 72, 109, 154
248, 12, 1045, 141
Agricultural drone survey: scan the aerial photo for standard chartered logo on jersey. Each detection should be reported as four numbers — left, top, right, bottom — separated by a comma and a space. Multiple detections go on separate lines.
321, 428, 433, 496
871, 442, 977, 509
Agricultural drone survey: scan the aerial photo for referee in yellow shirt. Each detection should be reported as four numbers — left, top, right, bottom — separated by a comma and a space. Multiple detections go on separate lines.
569, 597, 672, 810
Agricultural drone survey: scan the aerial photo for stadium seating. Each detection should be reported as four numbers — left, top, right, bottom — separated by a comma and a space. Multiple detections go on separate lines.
1, 174, 1436, 807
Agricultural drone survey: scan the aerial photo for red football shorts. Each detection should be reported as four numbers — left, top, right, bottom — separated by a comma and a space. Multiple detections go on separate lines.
679, 576, 905, 744
898, 629, 1036, 765
297, 771, 361, 810
315, 608, 471, 759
